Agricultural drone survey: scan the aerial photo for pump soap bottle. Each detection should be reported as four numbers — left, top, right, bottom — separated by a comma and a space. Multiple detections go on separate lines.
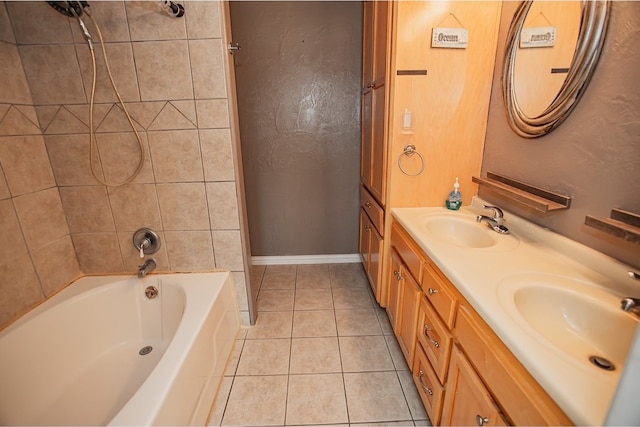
446, 177, 462, 210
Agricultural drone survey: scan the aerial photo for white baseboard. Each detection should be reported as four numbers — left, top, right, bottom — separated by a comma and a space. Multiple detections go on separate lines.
251, 254, 362, 265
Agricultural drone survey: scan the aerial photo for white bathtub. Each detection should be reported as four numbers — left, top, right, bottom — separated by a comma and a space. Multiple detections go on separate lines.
0, 272, 240, 426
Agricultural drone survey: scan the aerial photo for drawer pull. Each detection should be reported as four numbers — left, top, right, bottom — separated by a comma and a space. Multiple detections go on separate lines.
418, 370, 433, 395
393, 269, 402, 281
424, 324, 440, 348
364, 201, 372, 208
428, 287, 439, 295
476, 415, 490, 426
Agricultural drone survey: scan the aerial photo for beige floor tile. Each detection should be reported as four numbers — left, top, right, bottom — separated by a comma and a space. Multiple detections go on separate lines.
397, 370, 430, 421
296, 266, 331, 289
385, 334, 410, 372
376, 308, 395, 335
246, 311, 293, 339
332, 287, 374, 309
236, 339, 291, 376
290, 337, 342, 374
261, 264, 297, 290
221, 375, 288, 426
330, 266, 369, 288
344, 371, 412, 423
292, 310, 337, 337
224, 339, 245, 377
339, 336, 395, 372
258, 289, 295, 311
207, 376, 232, 426
251, 264, 266, 291
285, 373, 348, 425
294, 288, 334, 310
335, 309, 382, 336
354, 422, 417, 426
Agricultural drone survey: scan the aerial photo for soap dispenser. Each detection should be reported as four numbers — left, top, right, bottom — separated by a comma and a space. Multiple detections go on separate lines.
446, 177, 462, 210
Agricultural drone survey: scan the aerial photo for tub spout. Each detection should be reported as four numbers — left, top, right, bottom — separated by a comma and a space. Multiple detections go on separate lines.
138, 259, 157, 278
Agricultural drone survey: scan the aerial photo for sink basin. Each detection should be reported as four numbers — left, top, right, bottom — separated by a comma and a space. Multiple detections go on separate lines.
423, 215, 497, 248
498, 274, 639, 369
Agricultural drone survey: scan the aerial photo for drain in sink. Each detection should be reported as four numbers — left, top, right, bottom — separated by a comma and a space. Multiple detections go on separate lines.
589, 355, 615, 371
139, 346, 153, 356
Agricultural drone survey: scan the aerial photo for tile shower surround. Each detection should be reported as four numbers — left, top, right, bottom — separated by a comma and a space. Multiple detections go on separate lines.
211, 263, 432, 426
0, 1, 250, 328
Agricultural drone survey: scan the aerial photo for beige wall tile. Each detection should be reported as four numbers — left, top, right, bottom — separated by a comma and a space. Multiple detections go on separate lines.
76, 43, 140, 103
0, 248, 44, 329
186, 1, 222, 39
0, 42, 32, 105
64, 104, 112, 129
119, 101, 165, 129
96, 104, 144, 133
200, 129, 235, 181
117, 231, 170, 273
44, 106, 90, 135
231, 271, 248, 311
0, 166, 10, 200
148, 129, 203, 182
14, 188, 70, 252
212, 229, 244, 271
107, 183, 162, 231
19, 45, 86, 105
0, 106, 41, 136
96, 131, 154, 185
195, 99, 229, 129
125, 1, 187, 41
133, 41, 193, 101
206, 181, 239, 230
164, 230, 215, 271
189, 39, 227, 99
72, 232, 124, 274
170, 100, 197, 125
0, 199, 27, 263
286, 373, 348, 425
157, 183, 209, 230
45, 134, 105, 186
59, 186, 115, 233
32, 235, 80, 296
71, 1, 130, 43
148, 102, 196, 131
0, 135, 56, 196
0, 4, 15, 43
6, 1, 73, 44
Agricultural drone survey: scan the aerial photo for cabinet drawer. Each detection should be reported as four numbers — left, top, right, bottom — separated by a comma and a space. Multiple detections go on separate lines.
456, 304, 572, 426
391, 221, 422, 282
417, 295, 453, 384
422, 260, 458, 329
413, 341, 445, 426
360, 186, 384, 235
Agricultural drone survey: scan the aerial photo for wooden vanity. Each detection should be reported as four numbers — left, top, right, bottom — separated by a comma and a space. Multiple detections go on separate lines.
388, 219, 573, 426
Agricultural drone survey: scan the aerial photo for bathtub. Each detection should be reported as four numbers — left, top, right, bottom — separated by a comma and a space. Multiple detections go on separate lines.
0, 272, 240, 426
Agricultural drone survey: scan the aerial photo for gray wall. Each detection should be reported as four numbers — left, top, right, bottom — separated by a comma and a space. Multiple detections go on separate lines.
229, 1, 362, 256
482, 2, 640, 269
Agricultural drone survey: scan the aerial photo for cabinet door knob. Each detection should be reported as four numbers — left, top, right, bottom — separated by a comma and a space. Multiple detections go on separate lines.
393, 269, 402, 281
476, 415, 490, 426
418, 370, 433, 395
364, 201, 372, 208
424, 324, 440, 348
364, 224, 370, 232
428, 287, 439, 295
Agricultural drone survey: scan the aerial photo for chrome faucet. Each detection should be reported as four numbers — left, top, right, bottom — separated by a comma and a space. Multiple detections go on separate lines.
621, 297, 640, 316
138, 258, 157, 278
476, 205, 509, 234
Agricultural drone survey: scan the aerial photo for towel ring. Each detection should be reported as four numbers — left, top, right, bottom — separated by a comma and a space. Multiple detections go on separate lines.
398, 145, 425, 176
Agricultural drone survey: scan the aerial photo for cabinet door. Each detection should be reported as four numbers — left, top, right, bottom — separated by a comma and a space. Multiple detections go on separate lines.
370, 85, 386, 204
361, 89, 372, 188
441, 346, 508, 427
359, 209, 371, 270
398, 270, 420, 368
386, 249, 403, 333
362, 1, 374, 89
369, 223, 383, 297
372, 1, 389, 87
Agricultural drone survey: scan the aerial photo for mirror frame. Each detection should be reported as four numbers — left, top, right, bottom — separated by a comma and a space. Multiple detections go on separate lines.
502, 1, 611, 138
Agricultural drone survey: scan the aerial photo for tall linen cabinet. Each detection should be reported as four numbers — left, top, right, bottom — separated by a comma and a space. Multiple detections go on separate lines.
359, 1, 503, 305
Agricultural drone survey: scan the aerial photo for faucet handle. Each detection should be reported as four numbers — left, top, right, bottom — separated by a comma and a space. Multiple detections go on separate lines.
482, 204, 504, 220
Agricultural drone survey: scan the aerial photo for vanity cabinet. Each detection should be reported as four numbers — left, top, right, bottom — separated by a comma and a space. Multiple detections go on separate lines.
359, 1, 503, 306
389, 219, 573, 426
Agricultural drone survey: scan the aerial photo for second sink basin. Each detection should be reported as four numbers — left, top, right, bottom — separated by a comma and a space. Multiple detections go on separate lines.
498, 274, 639, 370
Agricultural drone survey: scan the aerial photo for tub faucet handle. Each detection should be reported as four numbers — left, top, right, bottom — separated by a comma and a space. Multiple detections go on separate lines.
138, 238, 150, 258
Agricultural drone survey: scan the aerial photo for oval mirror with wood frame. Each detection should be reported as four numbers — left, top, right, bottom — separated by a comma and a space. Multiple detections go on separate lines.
502, 0, 611, 138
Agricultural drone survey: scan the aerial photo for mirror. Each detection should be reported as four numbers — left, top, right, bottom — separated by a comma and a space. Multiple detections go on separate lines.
502, 1, 611, 138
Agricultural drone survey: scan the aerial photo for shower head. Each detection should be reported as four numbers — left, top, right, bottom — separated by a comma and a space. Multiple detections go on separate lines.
47, 1, 89, 18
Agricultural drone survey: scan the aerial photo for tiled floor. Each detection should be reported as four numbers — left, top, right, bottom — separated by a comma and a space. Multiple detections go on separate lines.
207, 263, 432, 427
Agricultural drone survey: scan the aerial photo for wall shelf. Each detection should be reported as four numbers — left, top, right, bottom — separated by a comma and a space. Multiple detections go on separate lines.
472, 172, 572, 213
585, 209, 640, 245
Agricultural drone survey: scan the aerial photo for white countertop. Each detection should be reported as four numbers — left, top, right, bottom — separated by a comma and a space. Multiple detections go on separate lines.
391, 198, 640, 426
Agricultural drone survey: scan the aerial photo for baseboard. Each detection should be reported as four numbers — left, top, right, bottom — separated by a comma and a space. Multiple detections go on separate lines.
251, 254, 362, 265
